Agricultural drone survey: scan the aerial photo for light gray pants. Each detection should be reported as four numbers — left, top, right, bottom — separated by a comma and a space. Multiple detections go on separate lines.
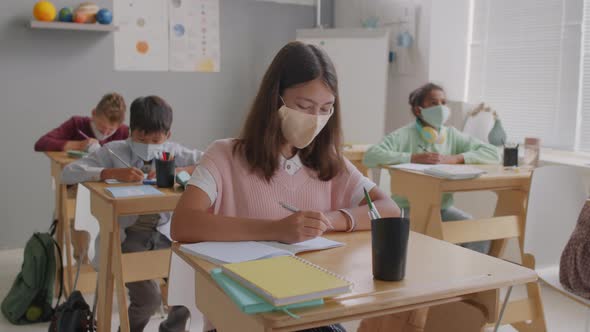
402, 207, 491, 254
121, 225, 188, 332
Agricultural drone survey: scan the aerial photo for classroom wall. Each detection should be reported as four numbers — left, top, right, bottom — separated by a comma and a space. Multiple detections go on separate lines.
0, 0, 322, 249
334, 0, 432, 134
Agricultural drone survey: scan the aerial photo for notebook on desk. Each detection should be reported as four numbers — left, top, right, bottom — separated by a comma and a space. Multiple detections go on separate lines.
104, 185, 163, 198
390, 164, 485, 180
221, 255, 352, 306
210, 268, 324, 315
180, 237, 343, 265
423, 165, 486, 180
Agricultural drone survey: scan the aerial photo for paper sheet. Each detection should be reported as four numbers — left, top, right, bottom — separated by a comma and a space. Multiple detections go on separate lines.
169, 0, 221, 72
114, 0, 169, 71
389, 163, 433, 172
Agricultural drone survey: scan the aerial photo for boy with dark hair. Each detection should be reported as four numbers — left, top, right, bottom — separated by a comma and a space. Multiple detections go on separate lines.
62, 96, 201, 332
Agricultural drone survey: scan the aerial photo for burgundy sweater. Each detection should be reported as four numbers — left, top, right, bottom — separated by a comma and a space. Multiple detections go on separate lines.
34, 116, 129, 151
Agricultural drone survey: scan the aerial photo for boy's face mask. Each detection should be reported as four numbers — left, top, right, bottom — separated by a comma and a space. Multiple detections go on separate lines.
91, 119, 117, 141
128, 131, 169, 161
128, 140, 164, 161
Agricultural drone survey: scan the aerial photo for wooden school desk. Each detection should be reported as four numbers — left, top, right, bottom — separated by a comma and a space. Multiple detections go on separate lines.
343, 145, 370, 177
173, 231, 537, 332
84, 181, 183, 332
385, 165, 547, 330
45, 152, 96, 295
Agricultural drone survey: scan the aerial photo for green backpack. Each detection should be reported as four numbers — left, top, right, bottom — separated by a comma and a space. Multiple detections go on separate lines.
1, 231, 63, 325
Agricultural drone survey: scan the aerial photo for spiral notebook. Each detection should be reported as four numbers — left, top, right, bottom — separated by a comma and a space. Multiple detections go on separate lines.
221, 255, 352, 306
210, 268, 324, 315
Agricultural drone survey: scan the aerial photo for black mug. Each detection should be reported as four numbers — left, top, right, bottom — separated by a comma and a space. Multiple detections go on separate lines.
503, 145, 519, 167
371, 217, 410, 281
155, 159, 175, 188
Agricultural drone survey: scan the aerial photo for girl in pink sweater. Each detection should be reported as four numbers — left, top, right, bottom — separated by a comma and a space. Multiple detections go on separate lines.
172, 41, 398, 243
172, 41, 399, 331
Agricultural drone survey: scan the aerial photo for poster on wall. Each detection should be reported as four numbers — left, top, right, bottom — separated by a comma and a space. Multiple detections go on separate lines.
114, 0, 169, 71
168, 0, 221, 72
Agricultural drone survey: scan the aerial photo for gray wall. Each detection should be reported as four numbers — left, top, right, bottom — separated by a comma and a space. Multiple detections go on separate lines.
0, 0, 323, 249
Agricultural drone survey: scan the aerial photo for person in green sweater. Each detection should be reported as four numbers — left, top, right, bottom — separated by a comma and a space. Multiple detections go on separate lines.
363, 82, 500, 253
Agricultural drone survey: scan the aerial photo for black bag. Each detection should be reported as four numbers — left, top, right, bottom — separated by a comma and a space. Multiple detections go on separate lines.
48, 244, 97, 332
48, 290, 95, 332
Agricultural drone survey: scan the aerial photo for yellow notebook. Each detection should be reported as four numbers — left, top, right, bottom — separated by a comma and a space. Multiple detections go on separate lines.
221, 255, 352, 306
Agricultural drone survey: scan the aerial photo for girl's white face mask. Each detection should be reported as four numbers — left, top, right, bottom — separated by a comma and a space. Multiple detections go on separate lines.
278, 98, 333, 149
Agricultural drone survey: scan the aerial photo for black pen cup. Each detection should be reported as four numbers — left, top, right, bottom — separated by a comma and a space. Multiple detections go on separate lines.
155, 159, 175, 188
371, 217, 410, 281
503, 145, 519, 167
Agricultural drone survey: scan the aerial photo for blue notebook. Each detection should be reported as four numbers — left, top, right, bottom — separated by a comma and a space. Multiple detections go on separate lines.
104, 185, 163, 198
210, 268, 323, 317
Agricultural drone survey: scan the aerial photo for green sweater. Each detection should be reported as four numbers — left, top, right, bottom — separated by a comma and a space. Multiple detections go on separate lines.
363, 123, 501, 209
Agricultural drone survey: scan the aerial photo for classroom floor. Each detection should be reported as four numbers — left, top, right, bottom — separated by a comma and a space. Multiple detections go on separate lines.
0, 248, 587, 332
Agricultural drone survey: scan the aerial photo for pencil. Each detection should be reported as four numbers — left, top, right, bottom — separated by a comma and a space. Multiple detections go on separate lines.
279, 202, 334, 229
106, 147, 132, 168
364, 188, 382, 219
78, 129, 90, 139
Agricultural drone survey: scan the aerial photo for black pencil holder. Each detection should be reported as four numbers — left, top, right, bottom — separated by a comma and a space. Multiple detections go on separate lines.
155, 159, 175, 188
371, 217, 410, 281
503, 145, 519, 167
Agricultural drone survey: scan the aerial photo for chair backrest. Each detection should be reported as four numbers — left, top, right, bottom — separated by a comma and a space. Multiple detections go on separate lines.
462, 109, 495, 143
74, 185, 100, 261
167, 252, 203, 331
524, 166, 588, 270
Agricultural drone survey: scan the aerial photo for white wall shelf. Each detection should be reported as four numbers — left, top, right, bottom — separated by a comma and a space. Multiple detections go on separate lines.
30, 20, 118, 32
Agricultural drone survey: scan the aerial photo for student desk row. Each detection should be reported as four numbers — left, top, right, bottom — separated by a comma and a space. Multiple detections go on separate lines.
45, 150, 545, 331
45, 152, 96, 295
172, 231, 537, 331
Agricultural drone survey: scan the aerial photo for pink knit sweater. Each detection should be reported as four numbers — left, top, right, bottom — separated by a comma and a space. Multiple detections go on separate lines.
199, 139, 366, 218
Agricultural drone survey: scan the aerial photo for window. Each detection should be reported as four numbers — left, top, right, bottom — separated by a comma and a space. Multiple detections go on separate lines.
466, 0, 583, 150
577, 0, 590, 151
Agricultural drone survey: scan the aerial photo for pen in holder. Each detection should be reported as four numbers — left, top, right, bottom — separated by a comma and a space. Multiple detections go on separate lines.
503, 143, 519, 167
155, 157, 175, 188
371, 214, 410, 281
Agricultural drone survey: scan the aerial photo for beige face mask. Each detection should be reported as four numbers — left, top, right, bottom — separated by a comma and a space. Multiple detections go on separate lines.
278, 103, 333, 149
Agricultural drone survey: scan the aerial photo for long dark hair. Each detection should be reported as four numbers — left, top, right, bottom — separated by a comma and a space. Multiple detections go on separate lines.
408, 83, 445, 116
234, 41, 344, 182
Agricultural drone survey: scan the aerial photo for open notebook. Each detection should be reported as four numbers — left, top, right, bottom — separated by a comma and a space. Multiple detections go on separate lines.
104, 185, 163, 198
391, 164, 486, 180
221, 255, 352, 306
180, 237, 343, 265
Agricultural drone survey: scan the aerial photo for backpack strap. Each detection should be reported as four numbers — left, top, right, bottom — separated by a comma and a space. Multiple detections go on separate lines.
50, 238, 64, 308
49, 219, 58, 237
31, 234, 64, 309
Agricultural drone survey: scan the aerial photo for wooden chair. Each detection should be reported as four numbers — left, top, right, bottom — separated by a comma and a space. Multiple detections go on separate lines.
523, 166, 590, 331
167, 251, 204, 331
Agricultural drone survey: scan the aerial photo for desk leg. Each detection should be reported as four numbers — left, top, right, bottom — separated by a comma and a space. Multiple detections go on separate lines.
510, 254, 547, 332
113, 226, 130, 332
406, 199, 444, 240
61, 184, 74, 296
51, 162, 64, 297
490, 190, 528, 258
96, 218, 115, 332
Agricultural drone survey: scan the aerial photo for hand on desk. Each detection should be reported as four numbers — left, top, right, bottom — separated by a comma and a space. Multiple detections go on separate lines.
64, 138, 99, 151
273, 211, 331, 244
411, 152, 442, 164
101, 167, 144, 182
411, 153, 464, 165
